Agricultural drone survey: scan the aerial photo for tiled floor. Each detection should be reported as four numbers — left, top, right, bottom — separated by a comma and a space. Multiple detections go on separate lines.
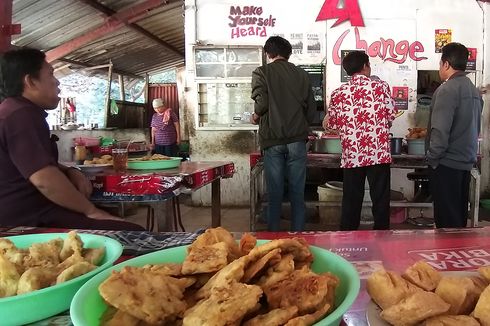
120, 200, 490, 232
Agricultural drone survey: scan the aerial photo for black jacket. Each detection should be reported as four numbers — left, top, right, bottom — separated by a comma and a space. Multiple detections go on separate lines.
251, 59, 316, 149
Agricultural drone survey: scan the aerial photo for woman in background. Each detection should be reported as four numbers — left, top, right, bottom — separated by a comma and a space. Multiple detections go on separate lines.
150, 98, 180, 157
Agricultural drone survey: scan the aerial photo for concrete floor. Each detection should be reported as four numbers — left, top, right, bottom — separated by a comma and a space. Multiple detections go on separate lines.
118, 198, 490, 232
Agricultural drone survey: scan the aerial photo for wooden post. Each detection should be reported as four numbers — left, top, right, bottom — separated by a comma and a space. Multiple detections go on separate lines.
118, 74, 125, 101
104, 60, 113, 127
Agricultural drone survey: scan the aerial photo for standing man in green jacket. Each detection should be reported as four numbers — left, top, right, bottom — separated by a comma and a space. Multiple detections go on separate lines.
251, 36, 316, 231
427, 42, 483, 228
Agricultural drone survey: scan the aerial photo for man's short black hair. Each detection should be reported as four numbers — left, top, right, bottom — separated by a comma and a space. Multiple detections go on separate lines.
264, 36, 292, 60
441, 42, 469, 71
342, 51, 369, 76
0, 48, 46, 102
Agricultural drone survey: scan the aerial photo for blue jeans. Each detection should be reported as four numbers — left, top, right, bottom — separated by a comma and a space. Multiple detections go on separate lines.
264, 141, 307, 231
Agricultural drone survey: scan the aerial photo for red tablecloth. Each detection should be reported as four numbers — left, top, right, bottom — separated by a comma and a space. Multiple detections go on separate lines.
87, 161, 234, 197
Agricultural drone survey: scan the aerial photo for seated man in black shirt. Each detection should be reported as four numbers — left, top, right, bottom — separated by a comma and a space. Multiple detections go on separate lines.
0, 48, 143, 230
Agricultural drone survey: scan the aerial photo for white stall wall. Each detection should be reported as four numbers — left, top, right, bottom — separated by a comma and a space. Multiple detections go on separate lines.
185, 0, 486, 205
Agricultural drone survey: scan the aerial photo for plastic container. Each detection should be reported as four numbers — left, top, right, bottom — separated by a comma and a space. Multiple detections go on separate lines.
71, 240, 360, 326
0, 233, 122, 326
407, 138, 426, 155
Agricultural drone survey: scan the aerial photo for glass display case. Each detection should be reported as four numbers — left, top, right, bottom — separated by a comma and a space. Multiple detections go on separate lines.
195, 46, 263, 129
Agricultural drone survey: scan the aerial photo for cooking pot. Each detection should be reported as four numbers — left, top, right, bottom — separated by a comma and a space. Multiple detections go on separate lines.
311, 137, 342, 154
390, 137, 403, 155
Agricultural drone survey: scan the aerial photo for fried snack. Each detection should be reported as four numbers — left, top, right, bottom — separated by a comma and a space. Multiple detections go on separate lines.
56, 252, 86, 272
402, 261, 442, 291
380, 291, 450, 326
264, 267, 337, 315
151, 154, 170, 160
183, 281, 263, 326
474, 285, 490, 326
243, 248, 281, 283
188, 227, 242, 261
435, 276, 477, 315
101, 155, 113, 161
0, 238, 27, 274
83, 160, 93, 165
99, 266, 194, 324
24, 238, 63, 268
182, 242, 230, 275
240, 233, 257, 256
247, 238, 313, 266
257, 254, 295, 289
479, 266, 490, 282
284, 297, 331, 326
243, 306, 298, 326
17, 266, 58, 295
423, 315, 480, 326
60, 231, 83, 261
56, 261, 96, 284
82, 247, 106, 265
0, 253, 20, 298
144, 263, 183, 277
195, 255, 251, 300
367, 269, 422, 310
101, 307, 141, 326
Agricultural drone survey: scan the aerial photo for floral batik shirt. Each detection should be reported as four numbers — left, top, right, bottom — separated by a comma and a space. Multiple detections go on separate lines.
326, 74, 396, 168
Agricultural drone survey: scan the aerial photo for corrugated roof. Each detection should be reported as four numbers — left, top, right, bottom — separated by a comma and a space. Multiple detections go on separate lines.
11, 0, 185, 78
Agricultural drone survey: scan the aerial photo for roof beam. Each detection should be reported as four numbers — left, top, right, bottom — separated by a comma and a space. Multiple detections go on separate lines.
58, 58, 142, 79
79, 0, 183, 57
45, 0, 171, 62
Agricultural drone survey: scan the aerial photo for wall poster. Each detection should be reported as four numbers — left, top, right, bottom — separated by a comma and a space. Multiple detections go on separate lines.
435, 29, 452, 53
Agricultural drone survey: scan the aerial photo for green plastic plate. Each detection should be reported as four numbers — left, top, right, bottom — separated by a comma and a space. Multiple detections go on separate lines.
1, 233, 123, 326
71, 240, 360, 326
127, 157, 181, 170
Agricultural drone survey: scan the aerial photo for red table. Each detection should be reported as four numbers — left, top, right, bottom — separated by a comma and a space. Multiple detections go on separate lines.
2, 226, 489, 325
256, 227, 490, 325
85, 161, 235, 231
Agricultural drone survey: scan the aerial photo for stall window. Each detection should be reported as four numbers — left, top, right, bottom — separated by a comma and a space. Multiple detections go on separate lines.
195, 46, 263, 128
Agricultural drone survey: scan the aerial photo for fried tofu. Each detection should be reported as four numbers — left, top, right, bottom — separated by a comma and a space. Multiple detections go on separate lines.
367, 269, 422, 310
402, 261, 442, 291
435, 276, 478, 315
380, 291, 450, 326
283, 297, 331, 326
17, 266, 58, 295
56, 261, 96, 284
183, 281, 262, 326
0, 253, 20, 298
474, 285, 490, 326
423, 315, 480, 326
188, 227, 242, 260
479, 266, 490, 283
82, 247, 106, 265
243, 248, 281, 283
60, 231, 83, 261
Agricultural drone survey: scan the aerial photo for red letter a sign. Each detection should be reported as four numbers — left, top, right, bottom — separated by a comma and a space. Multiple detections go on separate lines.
316, 0, 364, 27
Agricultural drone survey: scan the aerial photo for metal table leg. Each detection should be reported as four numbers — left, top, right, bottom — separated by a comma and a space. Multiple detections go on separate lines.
469, 168, 480, 227
153, 199, 175, 232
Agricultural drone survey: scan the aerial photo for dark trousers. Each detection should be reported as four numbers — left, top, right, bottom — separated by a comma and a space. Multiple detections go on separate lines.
341, 164, 391, 231
430, 164, 470, 228
154, 144, 178, 157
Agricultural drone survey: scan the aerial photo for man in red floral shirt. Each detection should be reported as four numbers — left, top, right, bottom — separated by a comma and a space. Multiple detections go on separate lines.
323, 51, 396, 230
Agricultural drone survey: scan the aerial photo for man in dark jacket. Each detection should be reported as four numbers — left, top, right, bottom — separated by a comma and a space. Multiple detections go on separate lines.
427, 42, 483, 228
251, 36, 316, 231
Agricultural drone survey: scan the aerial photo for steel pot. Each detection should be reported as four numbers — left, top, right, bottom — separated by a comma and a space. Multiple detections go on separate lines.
390, 137, 403, 155
311, 138, 342, 154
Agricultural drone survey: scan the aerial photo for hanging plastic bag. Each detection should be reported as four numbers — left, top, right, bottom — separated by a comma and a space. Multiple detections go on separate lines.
110, 99, 119, 115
